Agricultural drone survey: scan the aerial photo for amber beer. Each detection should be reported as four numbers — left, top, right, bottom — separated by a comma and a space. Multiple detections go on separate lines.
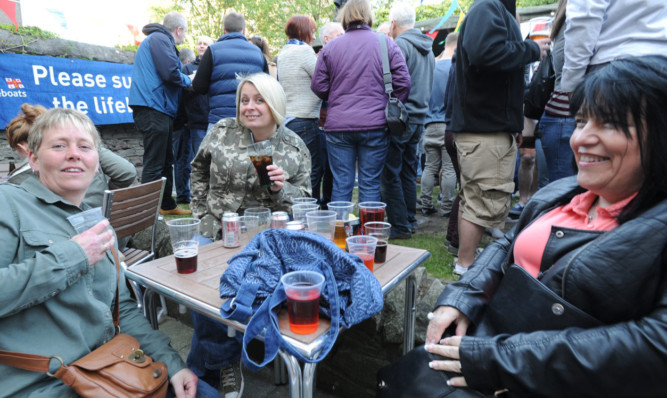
250, 155, 273, 188
333, 220, 347, 249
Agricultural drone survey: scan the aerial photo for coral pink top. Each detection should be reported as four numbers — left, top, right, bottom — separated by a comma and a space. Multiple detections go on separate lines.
513, 191, 637, 277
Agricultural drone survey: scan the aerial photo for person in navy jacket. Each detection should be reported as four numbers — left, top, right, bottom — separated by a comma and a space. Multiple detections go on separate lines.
129, 11, 193, 216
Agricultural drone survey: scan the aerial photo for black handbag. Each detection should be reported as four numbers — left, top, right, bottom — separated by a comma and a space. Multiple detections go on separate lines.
376, 264, 602, 397
378, 33, 409, 137
524, 50, 555, 120
377, 346, 489, 398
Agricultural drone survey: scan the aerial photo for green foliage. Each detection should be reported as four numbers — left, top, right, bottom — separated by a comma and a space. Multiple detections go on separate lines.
375, 0, 556, 26
150, 0, 336, 57
115, 44, 139, 52
0, 24, 59, 39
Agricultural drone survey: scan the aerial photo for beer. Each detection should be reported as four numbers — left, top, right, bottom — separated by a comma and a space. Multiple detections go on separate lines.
286, 283, 321, 334
375, 240, 388, 263
333, 221, 347, 249
249, 155, 274, 188
357, 252, 375, 272
360, 208, 385, 233
175, 248, 197, 274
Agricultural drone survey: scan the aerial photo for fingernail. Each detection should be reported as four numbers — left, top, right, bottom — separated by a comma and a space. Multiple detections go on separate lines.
427, 312, 434, 320
446, 380, 451, 386
425, 343, 432, 350
428, 361, 434, 369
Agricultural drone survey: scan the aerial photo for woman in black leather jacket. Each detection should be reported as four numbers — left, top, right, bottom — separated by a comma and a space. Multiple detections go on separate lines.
425, 56, 667, 397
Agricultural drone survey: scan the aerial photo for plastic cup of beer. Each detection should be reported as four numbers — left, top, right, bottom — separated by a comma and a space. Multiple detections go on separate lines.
306, 210, 337, 241
249, 141, 274, 188
292, 203, 320, 224
166, 218, 201, 274
293, 197, 318, 205
281, 270, 325, 334
327, 201, 355, 249
239, 215, 259, 243
346, 235, 378, 272
358, 201, 386, 234
244, 207, 272, 232
529, 17, 552, 40
364, 221, 391, 263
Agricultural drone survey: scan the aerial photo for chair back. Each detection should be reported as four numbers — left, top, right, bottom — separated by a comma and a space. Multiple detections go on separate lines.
102, 177, 165, 262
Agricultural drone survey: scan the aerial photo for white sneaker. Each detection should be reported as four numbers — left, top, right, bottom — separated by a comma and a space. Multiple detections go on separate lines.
220, 361, 244, 398
453, 263, 468, 277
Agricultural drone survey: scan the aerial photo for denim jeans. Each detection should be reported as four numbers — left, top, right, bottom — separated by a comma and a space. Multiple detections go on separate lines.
316, 128, 333, 206
326, 129, 389, 202
190, 128, 208, 157
286, 118, 321, 195
381, 123, 424, 235
536, 113, 576, 182
133, 106, 177, 210
172, 127, 192, 202
186, 312, 243, 388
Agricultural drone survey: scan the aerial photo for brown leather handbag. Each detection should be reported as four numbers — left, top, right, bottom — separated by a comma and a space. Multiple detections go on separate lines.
0, 248, 169, 397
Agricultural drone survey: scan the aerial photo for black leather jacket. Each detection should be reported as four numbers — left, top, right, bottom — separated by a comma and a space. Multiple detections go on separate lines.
436, 177, 667, 397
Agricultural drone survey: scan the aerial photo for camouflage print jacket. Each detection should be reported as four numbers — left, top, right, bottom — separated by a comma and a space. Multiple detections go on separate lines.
191, 118, 312, 239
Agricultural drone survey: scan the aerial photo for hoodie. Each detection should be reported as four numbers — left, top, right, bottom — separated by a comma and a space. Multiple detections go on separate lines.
450, 0, 539, 133
395, 28, 436, 124
129, 23, 191, 118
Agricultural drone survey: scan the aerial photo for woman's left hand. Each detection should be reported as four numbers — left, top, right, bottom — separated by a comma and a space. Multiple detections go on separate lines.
170, 368, 198, 398
267, 164, 285, 192
425, 336, 468, 387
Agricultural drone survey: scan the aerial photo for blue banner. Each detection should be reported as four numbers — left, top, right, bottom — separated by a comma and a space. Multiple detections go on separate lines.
0, 53, 133, 127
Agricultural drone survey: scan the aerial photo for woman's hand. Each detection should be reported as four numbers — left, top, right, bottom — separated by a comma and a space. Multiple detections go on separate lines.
426, 336, 468, 387
267, 164, 285, 192
425, 306, 470, 344
70, 220, 115, 267
170, 368, 198, 398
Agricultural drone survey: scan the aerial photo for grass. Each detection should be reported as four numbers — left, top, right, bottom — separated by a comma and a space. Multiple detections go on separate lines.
164, 185, 457, 281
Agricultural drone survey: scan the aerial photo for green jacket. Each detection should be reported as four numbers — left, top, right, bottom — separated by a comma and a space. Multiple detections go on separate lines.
191, 119, 312, 239
0, 178, 185, 397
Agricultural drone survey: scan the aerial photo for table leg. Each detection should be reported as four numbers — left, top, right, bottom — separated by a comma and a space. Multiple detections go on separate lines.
279, 350, 303, 398
303, 362, 317, 398
402, 274, 417, 354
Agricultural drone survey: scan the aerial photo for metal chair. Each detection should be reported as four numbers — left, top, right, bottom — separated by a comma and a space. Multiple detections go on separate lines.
102, 177, 166, 320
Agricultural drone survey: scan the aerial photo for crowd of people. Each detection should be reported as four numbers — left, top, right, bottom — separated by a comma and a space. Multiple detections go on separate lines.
2, 0, 666, 396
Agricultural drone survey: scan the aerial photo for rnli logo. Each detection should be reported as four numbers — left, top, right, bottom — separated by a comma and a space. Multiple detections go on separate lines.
1, 77, 27, 97
6, 78, 24, 89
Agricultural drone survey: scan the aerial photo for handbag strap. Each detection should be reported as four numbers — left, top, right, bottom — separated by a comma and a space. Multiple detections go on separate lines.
0, 247, 121, 372
378, 33, 393, 96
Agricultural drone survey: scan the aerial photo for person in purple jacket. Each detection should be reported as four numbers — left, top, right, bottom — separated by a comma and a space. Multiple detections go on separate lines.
311, 0, 410, 202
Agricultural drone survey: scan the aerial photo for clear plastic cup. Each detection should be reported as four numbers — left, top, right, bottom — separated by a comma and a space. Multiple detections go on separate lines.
166, 218, 201, 274
364, 222, 391, 263
293, 197, 318, 205
306, 210, 337, 241
281, 270, 325, 334
244, 207, 272, 231
346, 235, 378, 272
357, 201, 386, 234
292, 203, 320, 224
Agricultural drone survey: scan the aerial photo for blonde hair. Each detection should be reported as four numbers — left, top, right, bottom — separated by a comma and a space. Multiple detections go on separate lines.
235, 73, 286, 127
340, 0, 373, 30
28, 108, 101, 153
